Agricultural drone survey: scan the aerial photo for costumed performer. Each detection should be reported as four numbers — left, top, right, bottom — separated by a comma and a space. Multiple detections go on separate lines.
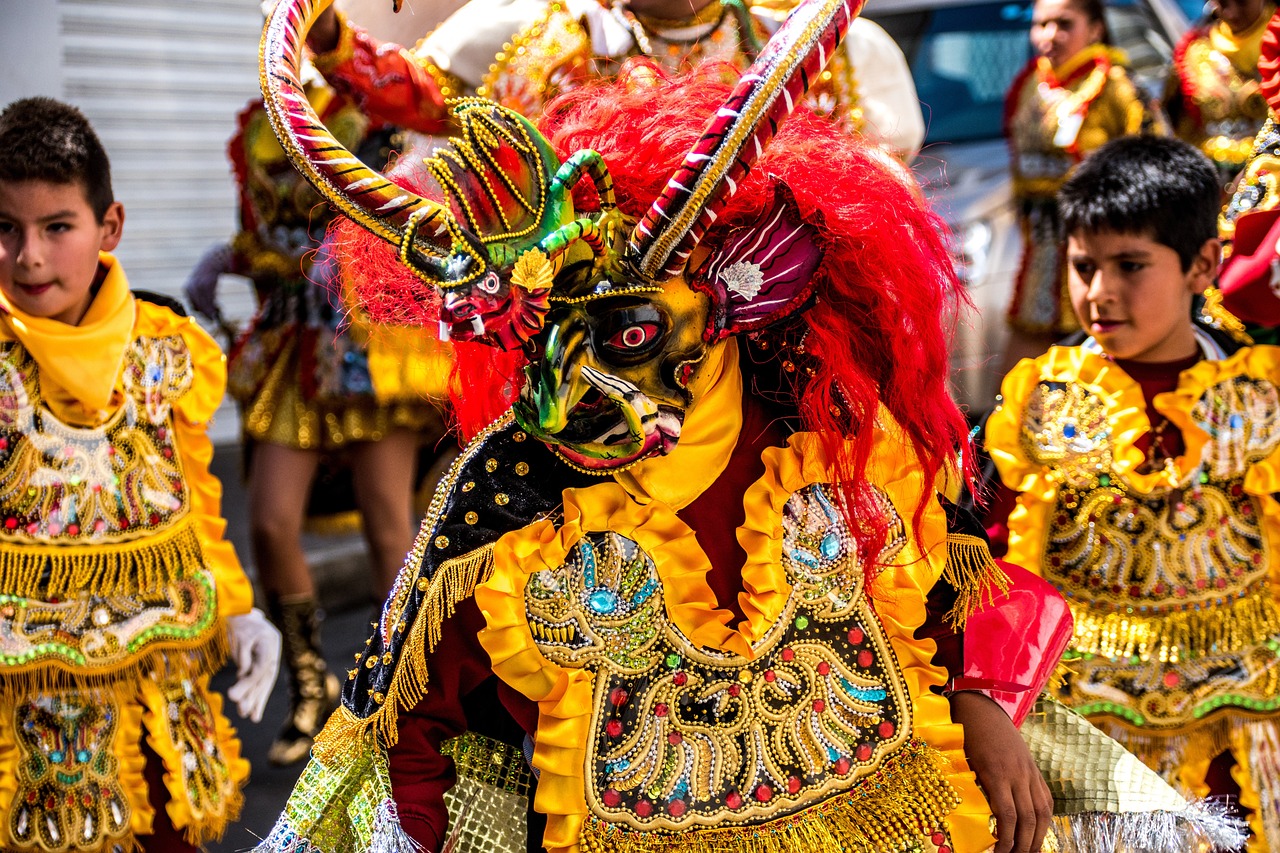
1002, 0, 1166, 368
184, 74, 451, 767
0, 98, 280, 852
1166, 0, 1275, 191
981, 134, 1280, 849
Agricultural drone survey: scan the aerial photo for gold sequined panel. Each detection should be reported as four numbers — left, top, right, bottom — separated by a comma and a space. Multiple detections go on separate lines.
1179, 38, 1267, 171
1222, 119, 1280, 242
524, 484, 931, 832
1022, 376, 1280, 729
5, 690, 136, 852
0, 339, 191, 545
480, 3, 862, 130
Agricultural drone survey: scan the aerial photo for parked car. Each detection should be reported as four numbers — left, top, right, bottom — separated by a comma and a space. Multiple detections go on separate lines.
864, 0, 1190, 410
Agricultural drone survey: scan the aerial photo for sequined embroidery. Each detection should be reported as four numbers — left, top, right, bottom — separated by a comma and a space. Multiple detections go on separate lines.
0, 337, 191, 545
1018, 373, 1280, 728
8, 691, 133, 852
524, 483, 915, 828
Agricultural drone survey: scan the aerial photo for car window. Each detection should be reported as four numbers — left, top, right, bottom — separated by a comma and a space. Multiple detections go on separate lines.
869, 0, 1178, 146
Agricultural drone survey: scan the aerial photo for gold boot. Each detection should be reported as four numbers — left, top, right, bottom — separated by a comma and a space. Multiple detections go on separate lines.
266, 594, 340, 766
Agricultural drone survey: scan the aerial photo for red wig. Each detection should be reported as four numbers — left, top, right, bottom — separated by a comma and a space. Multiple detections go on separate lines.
338, 62, 971, 541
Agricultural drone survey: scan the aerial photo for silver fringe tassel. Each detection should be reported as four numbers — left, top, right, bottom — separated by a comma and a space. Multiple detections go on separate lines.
246, 799, 425, 853
1051, 798, 1248, 852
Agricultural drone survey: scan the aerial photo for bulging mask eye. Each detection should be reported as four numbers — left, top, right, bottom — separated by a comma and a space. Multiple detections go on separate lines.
477, 271, 501, 295
593, 305, 668, 364
608, 322, 661, 351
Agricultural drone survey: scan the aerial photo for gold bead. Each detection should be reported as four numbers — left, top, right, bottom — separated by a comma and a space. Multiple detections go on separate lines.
738, 669, 753, 683
514, 462, 530, 476
462, 481, 476, 492
364, 657, 376, 668
417, 577, 430, 591
495, 493, 510, 506
373, 692, 386, 704
435, 535, 450, 549
465, 511, 479, 524
485, 458, 499, 472
382, 652, 393, 664
513, 431, 527, 442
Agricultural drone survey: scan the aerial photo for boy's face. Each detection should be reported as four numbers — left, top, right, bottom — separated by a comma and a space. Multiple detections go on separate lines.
0, 179, 123, 325
1067, 229, 1217, 363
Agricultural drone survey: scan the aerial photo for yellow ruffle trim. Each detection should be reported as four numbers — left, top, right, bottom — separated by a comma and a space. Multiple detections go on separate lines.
476, 420, 995, 853
988, 344, 1280, 581
139, 302, 254, 620
140, 676, 249, 845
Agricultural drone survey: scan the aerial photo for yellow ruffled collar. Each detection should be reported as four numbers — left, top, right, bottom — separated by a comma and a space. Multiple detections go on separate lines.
0, 252, 135, 424
992, 344, 1280, 493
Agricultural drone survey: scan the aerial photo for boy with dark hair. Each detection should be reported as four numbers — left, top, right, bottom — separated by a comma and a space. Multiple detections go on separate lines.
0, 96, 279, 852
982, 134, 1280, 844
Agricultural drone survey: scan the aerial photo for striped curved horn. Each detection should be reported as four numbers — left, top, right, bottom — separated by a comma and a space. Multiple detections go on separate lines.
627, 0, 861, 279
260, 0, 453, 260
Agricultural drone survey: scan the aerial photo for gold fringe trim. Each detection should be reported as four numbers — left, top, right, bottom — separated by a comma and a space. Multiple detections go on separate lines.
0, 523, 206, 599
941, 533, 1011, 629
579, 739, 962, 853
1200, 287, 1254, 345
314, 543, 496, 754
1069, 590, 1280, 663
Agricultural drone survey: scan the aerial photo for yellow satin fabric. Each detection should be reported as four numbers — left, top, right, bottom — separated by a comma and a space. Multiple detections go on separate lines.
612, 338, 741, 511
1210, 6, 1274, 77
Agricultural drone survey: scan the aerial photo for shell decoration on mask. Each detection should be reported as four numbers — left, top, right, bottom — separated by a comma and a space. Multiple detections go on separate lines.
261, 0, 854, 471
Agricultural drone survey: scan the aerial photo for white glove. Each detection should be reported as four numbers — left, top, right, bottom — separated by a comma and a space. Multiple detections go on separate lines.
226, 608, 282, 723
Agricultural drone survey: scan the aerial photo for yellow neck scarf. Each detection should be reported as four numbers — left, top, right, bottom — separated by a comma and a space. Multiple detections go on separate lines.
0, 252, 136, 424
613, 337, 742, 511
1210, 4, 1276, 76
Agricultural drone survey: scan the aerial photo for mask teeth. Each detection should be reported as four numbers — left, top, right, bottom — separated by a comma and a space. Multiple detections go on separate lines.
471, 315, 487, 337
438, 320, 452, 342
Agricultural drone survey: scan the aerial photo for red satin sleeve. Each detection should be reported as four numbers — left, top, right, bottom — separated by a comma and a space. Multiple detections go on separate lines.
317, 23, 452, 136
387, 595, 537, 850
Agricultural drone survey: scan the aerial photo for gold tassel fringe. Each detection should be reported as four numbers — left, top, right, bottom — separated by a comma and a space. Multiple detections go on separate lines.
313, 543, 496, 755
0, 523, 207, 599
941, 533, 1011, 628
579, 739, 962, 853
1068, 591, 1280, 664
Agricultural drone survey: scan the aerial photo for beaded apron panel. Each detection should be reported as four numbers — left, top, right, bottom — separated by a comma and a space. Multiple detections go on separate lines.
1020, 375, 1280, 728
525, 483, 917, 829
0, 336, 219, 676
7, 690, 133, 852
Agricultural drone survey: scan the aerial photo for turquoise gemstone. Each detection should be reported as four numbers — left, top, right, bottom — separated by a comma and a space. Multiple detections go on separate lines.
820, 533, 840, 559
588, 589, 618, 614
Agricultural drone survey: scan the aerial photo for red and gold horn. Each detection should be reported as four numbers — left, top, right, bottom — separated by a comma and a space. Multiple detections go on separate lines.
627, 0, 861, 280
260, 0, 454, 268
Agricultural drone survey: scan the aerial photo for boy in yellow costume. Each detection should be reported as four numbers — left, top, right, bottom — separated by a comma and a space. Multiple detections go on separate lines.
983, 135, 1280, 848
0, 98, 280, 852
